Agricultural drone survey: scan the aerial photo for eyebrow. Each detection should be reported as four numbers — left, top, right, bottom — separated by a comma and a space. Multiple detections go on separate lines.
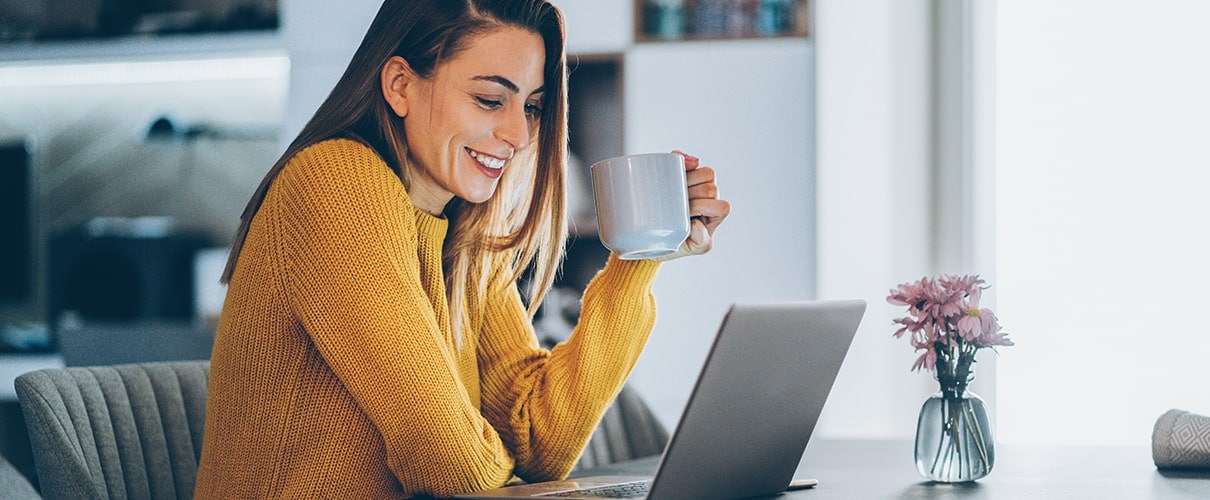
472, 75, 545, 96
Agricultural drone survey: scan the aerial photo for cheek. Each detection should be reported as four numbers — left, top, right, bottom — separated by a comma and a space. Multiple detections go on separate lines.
403, 122, 434, 167
448, 104, 497, 142
407, 114, 452, 167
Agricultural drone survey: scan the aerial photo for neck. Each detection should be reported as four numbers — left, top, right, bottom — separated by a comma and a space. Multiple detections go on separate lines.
406, 177, 453, 217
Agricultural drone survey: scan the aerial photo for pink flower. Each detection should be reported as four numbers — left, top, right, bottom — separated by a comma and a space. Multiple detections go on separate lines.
888, 276, 964, 324
887, 274, 1012, 373
939, 274, 985, 298
911, 346, 938, 372
887, 278, 933, 310
892, 317, 915, 338
957, 307, 999, 342
974, 324, 1015, 348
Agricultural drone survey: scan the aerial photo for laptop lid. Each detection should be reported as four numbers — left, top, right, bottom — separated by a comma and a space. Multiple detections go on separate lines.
456, 299, 865, 499
644, 300, 865, 499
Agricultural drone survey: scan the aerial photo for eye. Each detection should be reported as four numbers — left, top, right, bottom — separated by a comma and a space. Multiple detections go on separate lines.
525, 102, 543, 118
475, 96, 503, 110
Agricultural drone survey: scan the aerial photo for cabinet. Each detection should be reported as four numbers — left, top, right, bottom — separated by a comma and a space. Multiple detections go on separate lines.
0, 0, 281, 63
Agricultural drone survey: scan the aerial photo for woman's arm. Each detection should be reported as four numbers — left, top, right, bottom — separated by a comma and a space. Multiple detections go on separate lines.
477, 255, 660, 482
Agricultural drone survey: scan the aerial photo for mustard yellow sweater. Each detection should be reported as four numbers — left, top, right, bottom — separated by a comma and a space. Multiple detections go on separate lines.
194, 139, 660, 498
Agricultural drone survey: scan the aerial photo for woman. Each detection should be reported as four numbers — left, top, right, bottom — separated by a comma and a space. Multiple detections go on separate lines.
194, 0, 730, 497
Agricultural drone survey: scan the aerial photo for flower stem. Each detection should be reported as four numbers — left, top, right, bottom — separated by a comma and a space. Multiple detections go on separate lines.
964, 400, 991, 469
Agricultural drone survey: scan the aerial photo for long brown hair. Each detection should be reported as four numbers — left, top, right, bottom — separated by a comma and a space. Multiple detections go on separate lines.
221, 0, 568, 342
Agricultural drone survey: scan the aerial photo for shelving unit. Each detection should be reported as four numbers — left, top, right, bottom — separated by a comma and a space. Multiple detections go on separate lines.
567, 54, 625, 174
0, 31, 283, 63
550, 54, 623, 300
565, 53, 623, 238
634, 0, 809, 43
0, 0, 281, 64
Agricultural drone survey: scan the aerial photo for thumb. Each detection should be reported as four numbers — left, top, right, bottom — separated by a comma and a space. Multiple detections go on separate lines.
684, 218, 711, 254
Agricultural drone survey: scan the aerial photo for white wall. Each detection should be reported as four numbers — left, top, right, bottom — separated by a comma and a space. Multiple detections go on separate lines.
995, 0, 1210, 445
812, 0, 939, 439
550, 0, 632, 54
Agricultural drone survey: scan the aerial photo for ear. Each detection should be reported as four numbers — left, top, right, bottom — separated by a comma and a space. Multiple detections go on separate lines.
381, 56, 416, 118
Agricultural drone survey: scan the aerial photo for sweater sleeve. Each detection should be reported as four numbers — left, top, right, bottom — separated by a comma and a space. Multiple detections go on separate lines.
477, 255, 661, 482
274, 141, 514, 496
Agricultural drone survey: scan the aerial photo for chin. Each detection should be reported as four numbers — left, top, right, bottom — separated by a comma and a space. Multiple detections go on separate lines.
459, 186, 499, 205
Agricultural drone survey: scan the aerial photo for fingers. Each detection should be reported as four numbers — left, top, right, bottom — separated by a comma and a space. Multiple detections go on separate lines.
685, 165, 714, 188
656, 149, 729, 261
689, 198, 731, 233
672, 150, 729, 232
672, 150, 700, 171
688, 181, 718, 200
685, 165, 724, 225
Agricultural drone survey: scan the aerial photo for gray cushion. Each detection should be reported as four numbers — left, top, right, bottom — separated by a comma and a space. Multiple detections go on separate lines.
1153, 408, 1210, 469
15, 361, 208, 500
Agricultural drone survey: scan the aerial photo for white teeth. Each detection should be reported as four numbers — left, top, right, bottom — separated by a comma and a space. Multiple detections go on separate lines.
469, 149, 505, 170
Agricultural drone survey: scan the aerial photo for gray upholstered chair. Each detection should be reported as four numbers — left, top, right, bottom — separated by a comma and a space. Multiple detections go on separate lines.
535, 307, 669, 473
0, 451, 40, 499
535, 319, 669, 470
572, 385, 669, 472
15, 361, 208, 500
13, 356, 660, 497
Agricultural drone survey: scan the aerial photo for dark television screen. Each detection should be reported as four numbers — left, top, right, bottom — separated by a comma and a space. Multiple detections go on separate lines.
0, 142, 31, 301
0, 0, 278, 42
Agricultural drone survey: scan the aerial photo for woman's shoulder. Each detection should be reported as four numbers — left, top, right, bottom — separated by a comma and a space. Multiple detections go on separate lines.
289, 137, 387, 172
279, 137, 398, 188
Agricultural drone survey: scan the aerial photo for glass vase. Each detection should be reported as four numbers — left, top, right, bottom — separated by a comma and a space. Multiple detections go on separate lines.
914, 382, 995, 482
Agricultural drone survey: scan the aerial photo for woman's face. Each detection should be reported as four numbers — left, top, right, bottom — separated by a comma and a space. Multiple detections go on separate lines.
401, 27, 546, 215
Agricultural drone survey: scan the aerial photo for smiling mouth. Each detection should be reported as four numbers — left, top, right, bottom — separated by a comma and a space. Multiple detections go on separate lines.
467, 148, 506, 170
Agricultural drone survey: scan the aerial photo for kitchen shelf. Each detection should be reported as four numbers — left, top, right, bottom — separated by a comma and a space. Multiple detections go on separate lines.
0, 31, 282, 63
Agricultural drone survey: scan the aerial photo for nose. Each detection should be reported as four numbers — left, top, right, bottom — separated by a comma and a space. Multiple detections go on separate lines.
495, 103, 531, 152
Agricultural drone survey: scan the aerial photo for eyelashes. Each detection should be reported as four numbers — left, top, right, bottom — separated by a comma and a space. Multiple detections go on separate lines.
475, 96, 504, 110
524, 102, 543, 117
474, 96, 543, 119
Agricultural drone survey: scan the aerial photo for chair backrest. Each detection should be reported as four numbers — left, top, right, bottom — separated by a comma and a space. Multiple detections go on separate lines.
572, 384, 669, 472
536, 322, 669, 473
15, 361, 209, 500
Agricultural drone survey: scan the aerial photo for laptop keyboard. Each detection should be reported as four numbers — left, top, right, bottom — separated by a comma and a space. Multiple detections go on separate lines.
541, 480, 650, 498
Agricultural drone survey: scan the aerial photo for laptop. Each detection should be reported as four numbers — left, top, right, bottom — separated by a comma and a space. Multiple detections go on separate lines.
456, 299, 866, 499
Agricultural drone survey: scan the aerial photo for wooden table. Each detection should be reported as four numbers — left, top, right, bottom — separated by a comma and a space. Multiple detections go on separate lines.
570, 439, 1210, 499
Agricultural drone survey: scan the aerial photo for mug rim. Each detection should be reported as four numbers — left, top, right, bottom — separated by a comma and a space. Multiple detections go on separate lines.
590, 152, 684, 170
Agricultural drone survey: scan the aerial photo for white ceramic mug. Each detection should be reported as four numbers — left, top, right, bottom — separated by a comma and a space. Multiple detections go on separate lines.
590, 153, 690, 260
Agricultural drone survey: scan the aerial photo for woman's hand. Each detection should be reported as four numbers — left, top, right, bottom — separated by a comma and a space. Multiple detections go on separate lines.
654, 150, 731, 262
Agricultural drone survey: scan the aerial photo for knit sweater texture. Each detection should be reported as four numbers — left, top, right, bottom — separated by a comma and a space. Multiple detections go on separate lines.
194, 138, 660, 498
